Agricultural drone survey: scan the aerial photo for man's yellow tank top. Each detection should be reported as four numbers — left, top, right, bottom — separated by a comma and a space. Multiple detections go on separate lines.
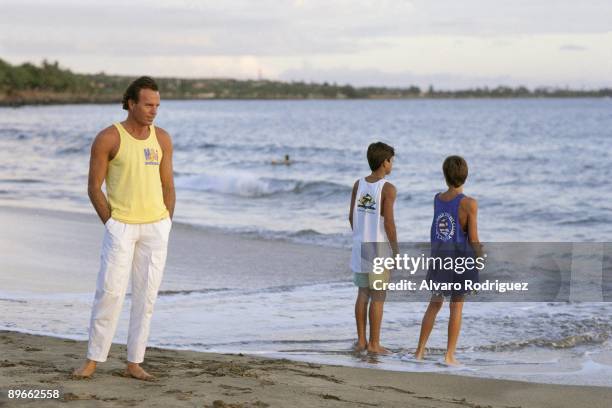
106, 123, 169, 224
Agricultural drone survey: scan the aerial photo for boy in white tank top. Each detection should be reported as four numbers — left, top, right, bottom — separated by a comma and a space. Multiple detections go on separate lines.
349, 142, 399, 354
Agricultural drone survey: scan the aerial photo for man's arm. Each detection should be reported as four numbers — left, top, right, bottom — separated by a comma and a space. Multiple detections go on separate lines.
382, 183, 399, 256
88, 128, 117, 224
348, 180, 358, 230
157, 127, 176, 219
465, 197, 483, 258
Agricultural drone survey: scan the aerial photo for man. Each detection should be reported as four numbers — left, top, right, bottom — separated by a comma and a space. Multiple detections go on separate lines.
73, 76, 175, 380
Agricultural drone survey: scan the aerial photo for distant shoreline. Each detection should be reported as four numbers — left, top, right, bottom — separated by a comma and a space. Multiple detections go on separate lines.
2, 58, 611, 107
2, 93, 611, 108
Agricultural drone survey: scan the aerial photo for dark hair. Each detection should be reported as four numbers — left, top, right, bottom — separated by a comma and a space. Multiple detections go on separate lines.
367, 142, 395, 171
443, 155, 468, 187
122, 76, 159, 110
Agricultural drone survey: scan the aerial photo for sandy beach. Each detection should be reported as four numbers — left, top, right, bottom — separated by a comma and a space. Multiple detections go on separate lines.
0, 205, 348, 295
1, 330, 611, 408
1, 205, 612, 407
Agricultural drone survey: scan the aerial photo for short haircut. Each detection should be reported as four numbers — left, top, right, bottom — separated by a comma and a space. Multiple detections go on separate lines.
122, 76, 159, 110
367, 142, 395, 171
443, 155, 468, 187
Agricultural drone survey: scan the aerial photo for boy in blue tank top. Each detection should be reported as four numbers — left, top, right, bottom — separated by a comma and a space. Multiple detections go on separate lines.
414, 156, 482, 366
349, 142, 399, 354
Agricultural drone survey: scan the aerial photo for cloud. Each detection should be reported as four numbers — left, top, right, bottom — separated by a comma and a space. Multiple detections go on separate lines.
0, 1, 610, 87
559, 44, 588, 51
278, 66, 516, 89
1, 1, 611, 60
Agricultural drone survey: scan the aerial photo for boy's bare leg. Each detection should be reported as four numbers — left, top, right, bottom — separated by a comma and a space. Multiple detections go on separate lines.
415, 295, 444, 359
125, 362, 154, 381
367, 290, 389, 354
72, 359, 97, 378
445, 295, 464, 365
354, 287, 370, 351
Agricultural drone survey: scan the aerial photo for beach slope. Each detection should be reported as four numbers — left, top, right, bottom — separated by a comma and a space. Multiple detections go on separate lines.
1, 331, 611, 408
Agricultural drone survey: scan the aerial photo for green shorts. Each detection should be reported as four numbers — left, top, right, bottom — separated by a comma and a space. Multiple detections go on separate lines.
353, 270, 391, 289
353, 272, 370, 288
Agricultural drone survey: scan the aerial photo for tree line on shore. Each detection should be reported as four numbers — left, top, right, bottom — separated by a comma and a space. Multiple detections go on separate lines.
1, 58, 610, 105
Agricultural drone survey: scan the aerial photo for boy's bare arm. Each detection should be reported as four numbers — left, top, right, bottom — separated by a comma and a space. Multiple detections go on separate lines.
465, 197, 483, 258
348, 180, 358, 230
157, 127, 176, 219
87, 128, 117, 224
382, 183, 399, 255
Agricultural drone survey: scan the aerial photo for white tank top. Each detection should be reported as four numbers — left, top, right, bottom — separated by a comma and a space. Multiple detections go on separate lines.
350, 178, 391, 273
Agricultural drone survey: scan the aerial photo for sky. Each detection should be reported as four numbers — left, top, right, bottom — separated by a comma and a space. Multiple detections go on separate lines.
1, 0, 611, 89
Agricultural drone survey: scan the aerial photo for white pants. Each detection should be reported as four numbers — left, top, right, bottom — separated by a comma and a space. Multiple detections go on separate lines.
87, 217, 171, 363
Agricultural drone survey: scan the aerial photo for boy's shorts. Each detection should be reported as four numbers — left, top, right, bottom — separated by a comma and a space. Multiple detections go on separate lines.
353, 272, 370, 288
353, 270, 390, 290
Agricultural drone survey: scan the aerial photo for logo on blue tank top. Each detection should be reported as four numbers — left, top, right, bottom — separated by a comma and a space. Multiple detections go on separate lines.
435, 212, 456, 241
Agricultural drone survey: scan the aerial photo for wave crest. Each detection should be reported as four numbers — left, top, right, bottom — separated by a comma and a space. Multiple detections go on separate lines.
175, 173, 350, 198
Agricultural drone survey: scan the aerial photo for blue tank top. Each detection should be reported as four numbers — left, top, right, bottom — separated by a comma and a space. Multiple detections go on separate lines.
431, 193, 467, 244
427, 193, 478, 295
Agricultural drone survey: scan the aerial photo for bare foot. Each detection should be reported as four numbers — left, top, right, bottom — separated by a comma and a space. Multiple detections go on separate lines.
414, 349, 425, 360
444, 355, 461, 366
353, 341, 367, 352
125, 363, 155, 381
72, 360, 97, 378
367, 344, 390, 355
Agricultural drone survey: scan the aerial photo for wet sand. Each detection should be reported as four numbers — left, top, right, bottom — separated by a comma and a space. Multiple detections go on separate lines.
1, 331, 611, 408
0, 205, 347, 294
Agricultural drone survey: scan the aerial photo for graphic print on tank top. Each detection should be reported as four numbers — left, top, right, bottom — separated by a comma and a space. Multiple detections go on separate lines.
144, 148, 160, 165
357, 193, 377, 213
434, 211, 456, 241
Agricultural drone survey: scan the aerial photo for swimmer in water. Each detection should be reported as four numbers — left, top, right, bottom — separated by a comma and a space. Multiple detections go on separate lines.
271, 154, 292, 165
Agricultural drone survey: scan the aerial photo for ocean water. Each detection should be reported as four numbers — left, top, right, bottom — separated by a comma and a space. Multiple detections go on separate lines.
1, 99, 612, 244
1, 99, 612, 386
